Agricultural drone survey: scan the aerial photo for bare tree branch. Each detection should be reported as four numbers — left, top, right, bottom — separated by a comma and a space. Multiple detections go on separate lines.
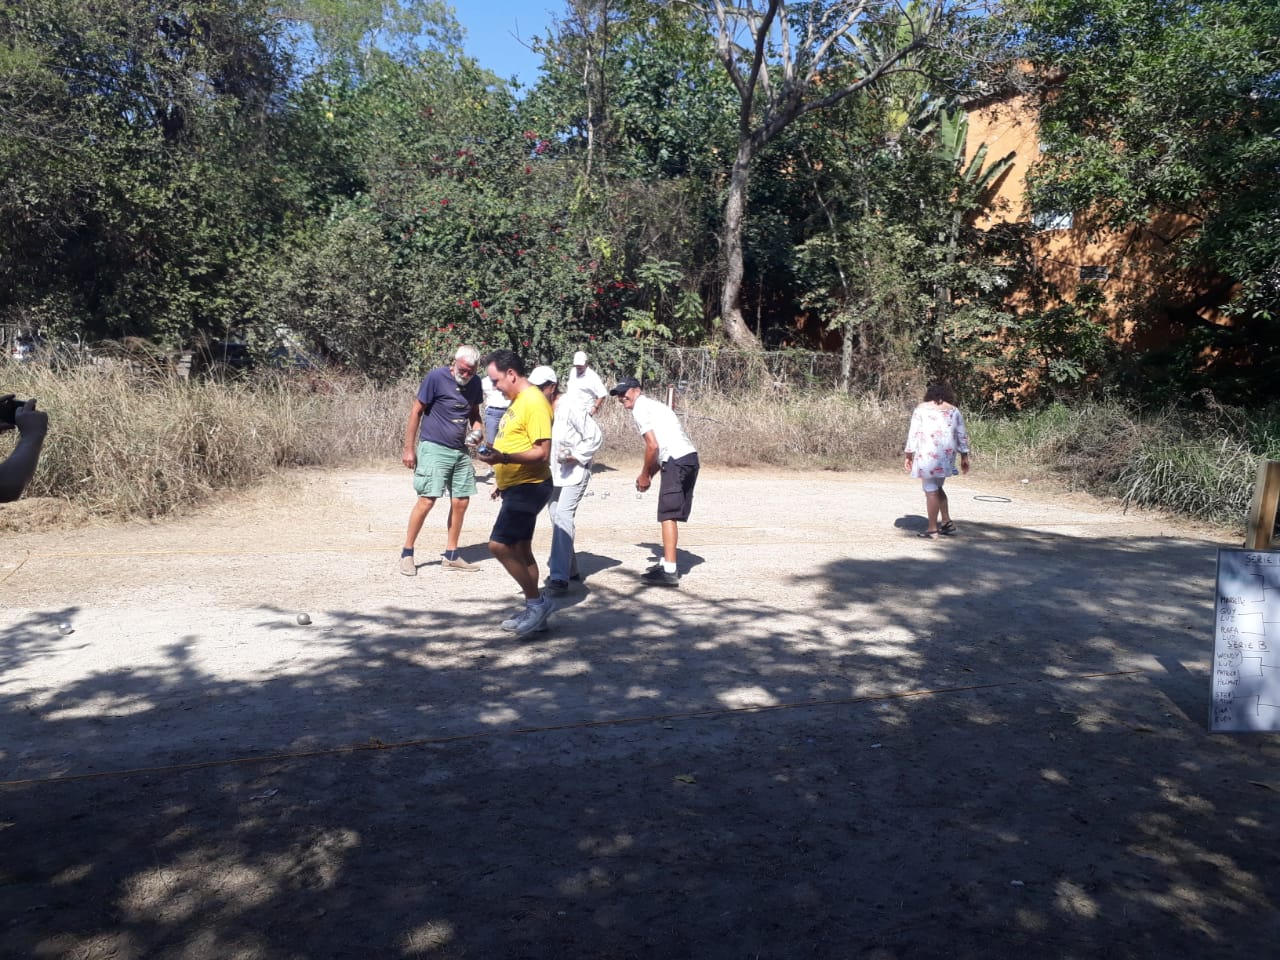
695, 0, 974, 348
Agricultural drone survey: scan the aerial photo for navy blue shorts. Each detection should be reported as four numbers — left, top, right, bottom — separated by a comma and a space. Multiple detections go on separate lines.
491, 480, 552, 544
657, 453, 699, 522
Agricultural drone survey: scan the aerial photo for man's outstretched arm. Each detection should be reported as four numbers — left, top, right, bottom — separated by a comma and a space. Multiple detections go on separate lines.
0, 399, 49, 502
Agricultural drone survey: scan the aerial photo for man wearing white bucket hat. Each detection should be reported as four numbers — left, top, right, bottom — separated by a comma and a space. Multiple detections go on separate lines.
564, 350, 607, 417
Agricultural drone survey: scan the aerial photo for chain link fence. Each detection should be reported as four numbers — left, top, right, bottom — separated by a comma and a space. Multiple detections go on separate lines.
635, 346, 848, 398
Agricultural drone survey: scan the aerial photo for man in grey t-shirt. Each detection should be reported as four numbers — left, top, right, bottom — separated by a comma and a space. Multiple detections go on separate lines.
609, 377, 699, 587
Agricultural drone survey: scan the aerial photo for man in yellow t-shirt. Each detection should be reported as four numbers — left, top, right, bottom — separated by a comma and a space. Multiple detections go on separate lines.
475, 349, 555, 637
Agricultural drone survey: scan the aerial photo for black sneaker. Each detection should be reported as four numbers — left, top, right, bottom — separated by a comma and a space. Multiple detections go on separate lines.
640, 565, 680, 587
546, 579, 569, 596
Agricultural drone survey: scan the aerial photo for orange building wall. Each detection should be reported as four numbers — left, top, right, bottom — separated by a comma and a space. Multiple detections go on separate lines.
963, 94, 1230, 348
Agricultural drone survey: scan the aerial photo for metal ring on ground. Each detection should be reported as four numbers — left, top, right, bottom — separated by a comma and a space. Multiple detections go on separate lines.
973, 495, 1012, 502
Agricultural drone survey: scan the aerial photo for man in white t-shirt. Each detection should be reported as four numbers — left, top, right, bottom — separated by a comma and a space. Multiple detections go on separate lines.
476, 372, 511, 483
609, 377, 699, 587
564, 350, 607, 416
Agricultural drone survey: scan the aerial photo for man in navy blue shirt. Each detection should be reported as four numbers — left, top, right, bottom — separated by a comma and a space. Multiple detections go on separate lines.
400, 345, 485, 574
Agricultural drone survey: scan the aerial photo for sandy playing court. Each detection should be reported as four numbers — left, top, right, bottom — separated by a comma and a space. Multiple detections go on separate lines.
2, 463, 1277, 959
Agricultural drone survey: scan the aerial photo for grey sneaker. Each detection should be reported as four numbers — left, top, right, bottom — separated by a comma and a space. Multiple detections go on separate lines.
399, 554, 417, 576
441, 556, 478, 571
640, 565, 680, 587
515, 599, 555, 637
545, 579, 569, 596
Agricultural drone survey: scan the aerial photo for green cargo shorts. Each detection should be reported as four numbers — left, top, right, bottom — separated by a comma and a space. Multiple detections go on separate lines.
413, 440, 477, 499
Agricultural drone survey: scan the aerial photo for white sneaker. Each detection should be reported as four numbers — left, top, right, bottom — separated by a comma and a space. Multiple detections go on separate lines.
514, 599, 554, 637
502, 606, 549, 632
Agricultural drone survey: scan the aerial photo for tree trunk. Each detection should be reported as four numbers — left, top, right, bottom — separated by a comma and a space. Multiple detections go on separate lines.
930, 208, 963, 374
719, 143, 762, 350
841, 325, 853, 392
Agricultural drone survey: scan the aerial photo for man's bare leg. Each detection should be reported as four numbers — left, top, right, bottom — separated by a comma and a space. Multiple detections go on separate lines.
400, 496, 437, 575
446, 497, 470, 552
489, 539, 540, 599
404, 496, 436, 549
661, 519, 679, 565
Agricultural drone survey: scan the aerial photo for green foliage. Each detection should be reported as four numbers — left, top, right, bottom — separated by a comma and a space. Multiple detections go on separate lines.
2, 0, 1202, 410
0, 0, 296, 343
946, 288, 1116, 404
619, 259, 703, 349
241, 49, 696, 379
792, 94, 1070, 400
1118, 433, 1258, 526
797, 217, 932, 375
1020, 0, 1280, 402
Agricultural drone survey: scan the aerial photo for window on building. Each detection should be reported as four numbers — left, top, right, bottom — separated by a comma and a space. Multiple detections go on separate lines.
1079, 265, 1110, 281
1032, 209, 1074, 231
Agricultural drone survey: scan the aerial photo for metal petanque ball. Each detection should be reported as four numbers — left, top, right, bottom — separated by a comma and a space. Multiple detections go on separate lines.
296, 613, 312, 626
58, 622, 74, 635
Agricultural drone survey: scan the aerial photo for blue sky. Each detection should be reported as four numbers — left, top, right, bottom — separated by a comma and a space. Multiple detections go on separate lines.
452, 0, 558, 87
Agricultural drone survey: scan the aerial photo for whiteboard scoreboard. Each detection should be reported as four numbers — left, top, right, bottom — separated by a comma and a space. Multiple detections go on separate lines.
1211, 549, 1280, 732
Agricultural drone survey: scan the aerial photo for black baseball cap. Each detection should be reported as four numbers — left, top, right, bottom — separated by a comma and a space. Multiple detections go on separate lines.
609, 376, 641, 396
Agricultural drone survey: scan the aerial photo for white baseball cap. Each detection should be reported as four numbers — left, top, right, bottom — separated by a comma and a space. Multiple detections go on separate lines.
572, 350, 588, 366
529, 365, 558, 386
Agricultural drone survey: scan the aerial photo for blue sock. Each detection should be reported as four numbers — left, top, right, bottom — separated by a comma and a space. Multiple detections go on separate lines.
401, 547, 414, 558
443, 549, 459, 561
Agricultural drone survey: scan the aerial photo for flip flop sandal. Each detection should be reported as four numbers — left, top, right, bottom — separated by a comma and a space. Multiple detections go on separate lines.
917, 531, 940, 539
939, 522, 957, 536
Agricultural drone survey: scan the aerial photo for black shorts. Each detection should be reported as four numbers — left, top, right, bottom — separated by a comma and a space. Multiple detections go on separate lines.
491, 479, 552, 545
657, 453, 699, 522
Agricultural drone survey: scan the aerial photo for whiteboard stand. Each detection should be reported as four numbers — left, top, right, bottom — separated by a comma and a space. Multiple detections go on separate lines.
1244, 460, 1280, 550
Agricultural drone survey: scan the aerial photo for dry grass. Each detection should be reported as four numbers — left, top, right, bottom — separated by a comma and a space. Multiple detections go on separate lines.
970, 400, 1266, 527
2, 363, 1270, 529
2, 363, 403, 519
595, 391, 908, 468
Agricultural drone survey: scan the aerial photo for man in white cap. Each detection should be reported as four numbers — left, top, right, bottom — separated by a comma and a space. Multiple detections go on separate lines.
564, 350, 607, 417
529, 365, 603, 595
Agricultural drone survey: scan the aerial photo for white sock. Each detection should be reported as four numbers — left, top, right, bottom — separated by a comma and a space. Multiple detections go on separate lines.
662, 560, 677, 574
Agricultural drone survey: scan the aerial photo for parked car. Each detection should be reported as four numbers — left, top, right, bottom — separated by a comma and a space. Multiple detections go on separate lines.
188, 340, 255, 378
10, 334, 44, 362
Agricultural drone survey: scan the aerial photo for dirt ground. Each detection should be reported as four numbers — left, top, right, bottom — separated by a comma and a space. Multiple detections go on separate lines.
2, 461, 1278, 959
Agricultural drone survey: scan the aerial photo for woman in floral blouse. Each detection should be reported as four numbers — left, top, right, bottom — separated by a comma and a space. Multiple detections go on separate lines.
903, 383, 971, 539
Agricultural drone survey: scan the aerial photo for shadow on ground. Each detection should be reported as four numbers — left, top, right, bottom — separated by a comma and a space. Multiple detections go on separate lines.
2, 522, 1278, 959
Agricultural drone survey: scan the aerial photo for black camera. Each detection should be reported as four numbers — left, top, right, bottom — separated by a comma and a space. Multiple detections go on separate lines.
0, 396, 29, 426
